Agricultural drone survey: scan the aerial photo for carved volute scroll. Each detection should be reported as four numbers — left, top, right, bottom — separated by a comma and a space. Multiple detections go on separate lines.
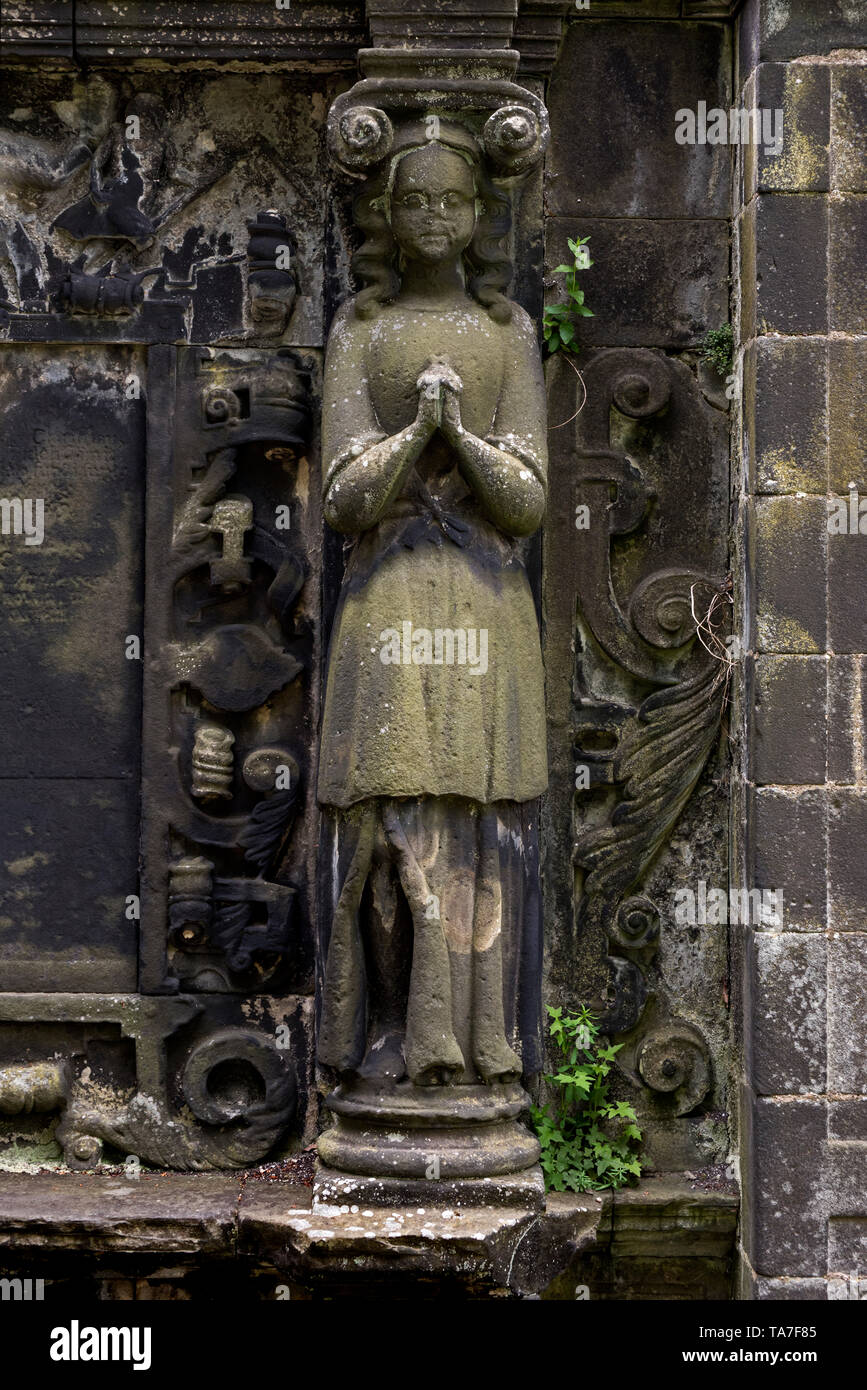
315, 69, 550, 1179
544, 347, 730, 1165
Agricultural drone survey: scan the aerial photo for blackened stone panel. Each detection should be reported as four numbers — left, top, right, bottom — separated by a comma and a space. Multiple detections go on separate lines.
546, 20, 731, 219
753, 495, 827, 653
828, 935, 867, 1091
753, 788, 827, 931
743, 0, 867, 66
828, 657, 859, 785
750, 1096, 827, 1277
0, 346, 145, 778
753, 656, 827, 785
828, 530, 867, 654
0, 779, 138, 992
546, 216, 728, 348
828, 792, 867, 934
828, 1217, 867, 1273
829, 339, 867, 494
745, 337, 828, 495
752, 194, 829, 335
830, 1099, 867, 1141
751, 63, 830, 195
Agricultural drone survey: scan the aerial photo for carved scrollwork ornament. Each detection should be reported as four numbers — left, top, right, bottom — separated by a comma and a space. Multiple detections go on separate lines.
629, 570, 708, 650
610, 363, 671, 420
330, 105, 394, 173
58, 1027, 297, 1171
328, 97, 548, 179
203, 387, 242, 426
610, 895, 661, 951
636, 1023, 711, 1116
181, 1028, 296, 1127
482, 104, 549, 175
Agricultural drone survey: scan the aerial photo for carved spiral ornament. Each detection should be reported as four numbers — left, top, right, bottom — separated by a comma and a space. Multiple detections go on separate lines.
331, 105, 394, 171
610, 359, 671, 420
636, 1024, 711, 1116
629, 570, 707, 650
182, 1028, 295, 1127
203, 387, 242, 425
611, 895, 660, 951
483, 104, 549, 174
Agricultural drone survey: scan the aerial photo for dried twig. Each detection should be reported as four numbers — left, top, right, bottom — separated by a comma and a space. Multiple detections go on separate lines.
549, 353, 588, 430
690, 576, 736, 710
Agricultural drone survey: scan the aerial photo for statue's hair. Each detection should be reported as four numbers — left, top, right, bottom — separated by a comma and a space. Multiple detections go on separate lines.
350, 144, 512, 324
465, 164, 512, 324
351, 182, 401, 319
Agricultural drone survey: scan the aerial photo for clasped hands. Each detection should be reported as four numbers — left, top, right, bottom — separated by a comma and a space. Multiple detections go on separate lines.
415, 357, 465, 443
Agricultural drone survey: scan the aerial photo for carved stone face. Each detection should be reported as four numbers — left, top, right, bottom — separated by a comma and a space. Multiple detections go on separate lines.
389, 144, 477, 265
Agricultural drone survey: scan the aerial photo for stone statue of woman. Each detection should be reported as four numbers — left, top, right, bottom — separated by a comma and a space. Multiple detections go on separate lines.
317, 119, 548, 1176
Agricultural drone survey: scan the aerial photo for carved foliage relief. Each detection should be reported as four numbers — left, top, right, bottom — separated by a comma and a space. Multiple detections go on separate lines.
544, 348, 732, 1169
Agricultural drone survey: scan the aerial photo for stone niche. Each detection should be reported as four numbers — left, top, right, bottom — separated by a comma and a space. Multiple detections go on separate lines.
0, 0, 747, 1299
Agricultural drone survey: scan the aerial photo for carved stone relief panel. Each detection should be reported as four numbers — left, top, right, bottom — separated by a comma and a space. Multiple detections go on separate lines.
0, 70, 333, 345
0, 17, 737, 1192
0, 992, 315, 1171
140, 345, 318, 999
0, 64, 330, 1172
544, 349, 732, 1169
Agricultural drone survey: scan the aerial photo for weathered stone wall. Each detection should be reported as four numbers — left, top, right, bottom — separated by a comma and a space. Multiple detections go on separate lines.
733, 0, 867, 1299
1, 0, 863, 1301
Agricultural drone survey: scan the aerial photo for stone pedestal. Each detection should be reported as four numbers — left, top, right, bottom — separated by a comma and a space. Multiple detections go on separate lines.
318, 1079, 541, 1178
313, 1161, 546, 1209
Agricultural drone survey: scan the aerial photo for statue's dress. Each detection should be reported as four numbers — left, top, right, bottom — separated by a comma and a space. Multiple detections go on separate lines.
317, 295, 548, 1086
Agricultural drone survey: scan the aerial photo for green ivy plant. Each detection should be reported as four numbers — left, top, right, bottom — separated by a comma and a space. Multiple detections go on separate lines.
699, 323, 734, 376
530, 1004, 643, 1193
543, 235, 594, 356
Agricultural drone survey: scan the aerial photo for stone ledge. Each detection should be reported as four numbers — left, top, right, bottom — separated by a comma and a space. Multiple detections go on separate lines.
0, 1173, 245, 1255
0, 1170, 738, 1298
0, 0, 367, 65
